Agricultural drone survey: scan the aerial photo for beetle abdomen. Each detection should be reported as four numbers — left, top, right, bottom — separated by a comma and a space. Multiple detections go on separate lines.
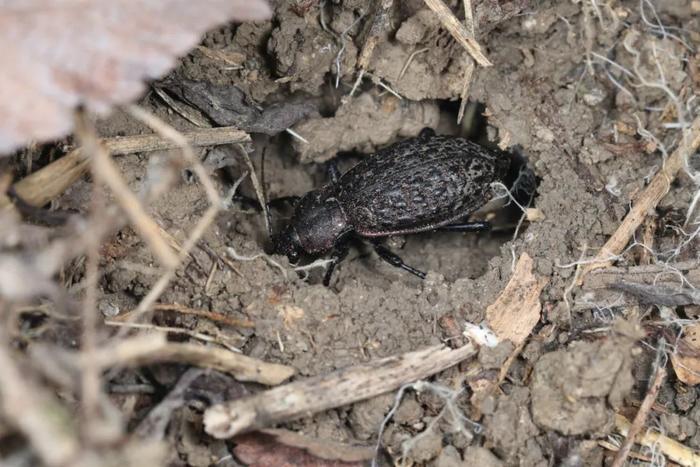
337, 135, 509, 236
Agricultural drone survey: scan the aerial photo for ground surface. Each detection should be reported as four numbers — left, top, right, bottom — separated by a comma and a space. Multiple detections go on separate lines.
3, 0, 700, 466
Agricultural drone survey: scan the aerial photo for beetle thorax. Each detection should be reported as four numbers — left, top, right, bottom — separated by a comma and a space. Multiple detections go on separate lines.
292, 189, 348, 254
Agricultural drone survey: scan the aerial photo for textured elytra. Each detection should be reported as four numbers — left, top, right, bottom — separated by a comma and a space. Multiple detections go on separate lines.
337, 135, 509, 236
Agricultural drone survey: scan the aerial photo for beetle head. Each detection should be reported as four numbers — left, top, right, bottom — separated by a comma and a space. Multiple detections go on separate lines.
271, 225, 303, 264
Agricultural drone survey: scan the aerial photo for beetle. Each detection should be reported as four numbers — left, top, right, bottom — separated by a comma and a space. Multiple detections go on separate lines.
271, 128, 513, 286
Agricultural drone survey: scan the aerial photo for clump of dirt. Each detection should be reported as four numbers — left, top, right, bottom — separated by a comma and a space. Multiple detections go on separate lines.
292, 91, 440, 163
530, 333, 635, 435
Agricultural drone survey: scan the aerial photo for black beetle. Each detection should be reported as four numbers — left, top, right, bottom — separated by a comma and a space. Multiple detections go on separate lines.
271, 129, 513, 285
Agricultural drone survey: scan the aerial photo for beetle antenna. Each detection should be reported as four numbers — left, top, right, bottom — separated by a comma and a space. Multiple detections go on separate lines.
261, 146, 274, 240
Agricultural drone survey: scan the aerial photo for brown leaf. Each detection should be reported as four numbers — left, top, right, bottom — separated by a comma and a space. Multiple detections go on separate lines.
233, 431, 368, 467
0, 0, 271, 154
671, 323, 700, 385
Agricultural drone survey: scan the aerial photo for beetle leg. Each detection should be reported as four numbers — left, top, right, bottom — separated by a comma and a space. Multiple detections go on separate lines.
327, 161, 341, 184
418, 127, 436, 139
322, 244, 350, 286
269, 195, 301, 208
438, 221, 491, 232
373, 243, 426, 279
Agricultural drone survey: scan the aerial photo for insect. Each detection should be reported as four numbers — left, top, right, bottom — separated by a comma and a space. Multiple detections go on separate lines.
271, 128, 512, 286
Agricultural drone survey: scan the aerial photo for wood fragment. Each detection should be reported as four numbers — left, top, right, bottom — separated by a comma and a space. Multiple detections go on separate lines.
456, 0, 476, 124
614, 413, 700, 467
91, 333, 294, 385
12, 126, 250, 207
486, 253, 548, 346
580, 116, 700, 279
612, 365, 666, 467
204, 343, 477, 438
422, 0, 492, 67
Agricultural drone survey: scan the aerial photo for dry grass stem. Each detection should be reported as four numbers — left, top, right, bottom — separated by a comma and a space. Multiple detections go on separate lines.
0, 328, 79, 466
13, 126, 249, 208
112, 303, 255, 329
204, 343, 477, 438
152, 86, 211, 127
73, 112, 106, 440
456, 0, 477, 124
235, 143, 271, 237
87, 126, 179, 269
422, 0, 492, 67
579, 116, 700, 280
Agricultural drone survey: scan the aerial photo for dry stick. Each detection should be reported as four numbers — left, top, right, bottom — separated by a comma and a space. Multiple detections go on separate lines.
106, 320, 240, 350
204, 342, 477, 439
614, 413, 700, 467
121, 106, 225, 324
457, 0, 476, 124
112, 303, 255, 329
598, 440, 653, 462
462, 0, 475, 36
89, 333, 294, 386
611, 365, 667, 467
423, 0, 492, 67
152, 86, 211, 128
580, 116, 700, 280
13, 126, 250, 207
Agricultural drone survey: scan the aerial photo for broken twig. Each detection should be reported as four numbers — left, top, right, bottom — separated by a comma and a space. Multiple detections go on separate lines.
614, 413, 700, 467
580, 115, 700, 279
204, 343, 477, 438
91, 333, 295, 385
612, 364, 666, 467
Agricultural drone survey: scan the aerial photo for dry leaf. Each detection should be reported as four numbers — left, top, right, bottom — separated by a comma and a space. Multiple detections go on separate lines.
0, 0, 271, 154
233, 431, 367, 467
486, 253, 548, 346
671, 323, 700, 385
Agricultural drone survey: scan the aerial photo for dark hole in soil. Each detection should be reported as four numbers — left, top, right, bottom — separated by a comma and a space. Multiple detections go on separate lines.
234, 100, 538, 287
